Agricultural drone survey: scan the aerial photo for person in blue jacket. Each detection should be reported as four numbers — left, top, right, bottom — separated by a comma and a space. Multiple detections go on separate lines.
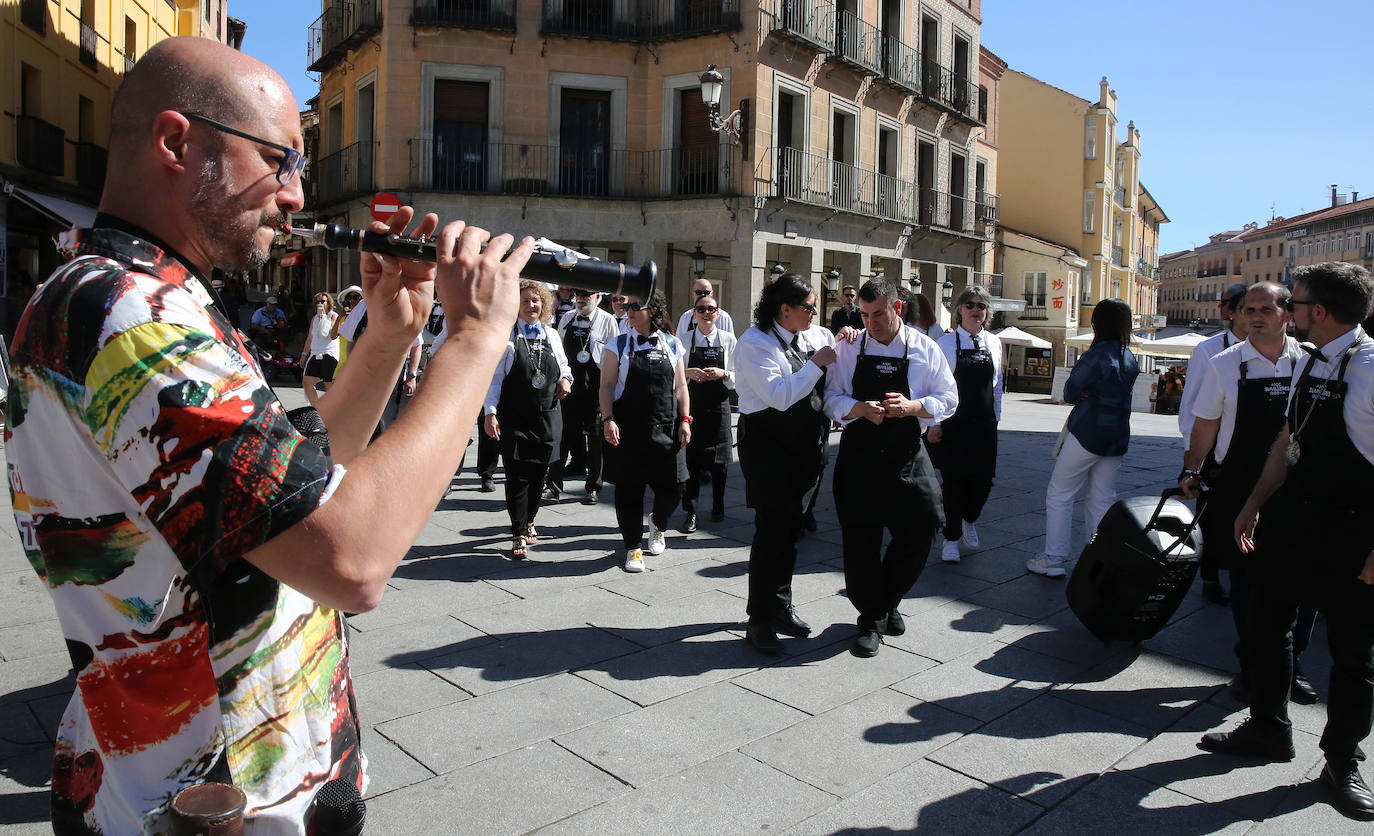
1028, 298, 1140, 577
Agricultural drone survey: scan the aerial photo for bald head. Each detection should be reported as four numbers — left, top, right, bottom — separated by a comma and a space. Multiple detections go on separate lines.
109, 37, 293, 162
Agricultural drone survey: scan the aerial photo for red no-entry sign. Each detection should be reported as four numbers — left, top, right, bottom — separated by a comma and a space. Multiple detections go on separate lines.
370, 192, 401, 223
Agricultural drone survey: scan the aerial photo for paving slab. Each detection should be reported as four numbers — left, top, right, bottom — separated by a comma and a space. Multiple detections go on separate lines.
734, 639, 937, 715
926, 693, 1152, 808
1052, 650, 1228, 733
421, 625, 640, 696
0, 571, 57, 630
1019, 770, 1254, 835
365, 742, 627, 834
0, 620, 66, 663
351, 663, 470, 725
959, 572, 1073, 621
881, 598, 1038, 663
540, 750, 834, 835
375, 673, 636, 775
891, 640, 1085, 723
346, 578, 520, 632
587, 588, 743, 649
359, 725, 434, 800
346, 614, 492, 676
575, 626, 772, 706
555, 682, 808, 787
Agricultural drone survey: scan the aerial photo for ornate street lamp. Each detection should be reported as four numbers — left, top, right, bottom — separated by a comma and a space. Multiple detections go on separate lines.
690, 243, 708, 279
941, 278, 955, 308
700, 64, 743, 144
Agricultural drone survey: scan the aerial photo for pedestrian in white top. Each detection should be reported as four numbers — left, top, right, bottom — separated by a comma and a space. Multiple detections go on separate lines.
302, 290, 341, 408
676, 277, 735, 344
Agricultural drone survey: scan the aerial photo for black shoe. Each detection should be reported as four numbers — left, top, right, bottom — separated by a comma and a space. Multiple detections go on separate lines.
680, 513, 698, 534
1291, 666, 1319, 705
541, 488, 560, 504
1321, 761, 1374, 821
479, 477, 495, 493
1202, 580, 1230, 606
710, 507, 725, 523
771, 606, 812, 638
1228, 675, 1251, 705
881, 609, 906, 636
746, 622, 784, 655
803, 511, 818, 533
581, 490, 599, 505
1197, 720, 1294, 761
852, 624, 881, 657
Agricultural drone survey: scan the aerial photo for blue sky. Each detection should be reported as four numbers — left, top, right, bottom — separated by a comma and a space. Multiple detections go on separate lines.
233, 0, 1374, 254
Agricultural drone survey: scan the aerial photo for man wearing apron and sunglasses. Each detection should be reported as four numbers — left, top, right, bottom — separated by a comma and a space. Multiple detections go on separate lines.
1179, 283, 1318, 706
1200, 263, 1374, 822
824, 279, 957, 657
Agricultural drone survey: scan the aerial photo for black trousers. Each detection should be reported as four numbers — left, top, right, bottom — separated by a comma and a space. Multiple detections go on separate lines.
613, 475, 680, 550
1195, 488, 1222, 585
682, 449, 726, 514
502, 459, 549, 536
1228, 564, 1317, 679
937, 424, 997, 542
747, 507, 805, 620
547, 410, 602, 494
1247, 530, 1374, 763
843, 521, 935, 624
476, 422, 500, 479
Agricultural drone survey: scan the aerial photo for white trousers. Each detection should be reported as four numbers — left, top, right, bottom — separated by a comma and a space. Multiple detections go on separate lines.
1044, 433, 1123, 558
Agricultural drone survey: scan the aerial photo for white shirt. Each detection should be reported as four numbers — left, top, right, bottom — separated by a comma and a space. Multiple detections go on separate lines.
824, 325, 957, 431
1179, 329, 1242, 449
307, 311, 341, 359
1191, 336, 1302, 461
601, 329, 687, 401
926, 323, 946, 342
735, 323, 837, 415
483, 322, 573, 415
340, 300, 423, 349
683, 326, 738, 389
557, 306, 620, 369
935, 326, 1004, 422
676, 306, 735, 345
1285, 326, 1374, 465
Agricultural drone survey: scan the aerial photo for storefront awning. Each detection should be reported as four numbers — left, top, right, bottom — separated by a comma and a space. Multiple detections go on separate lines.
8, 187, 98, 230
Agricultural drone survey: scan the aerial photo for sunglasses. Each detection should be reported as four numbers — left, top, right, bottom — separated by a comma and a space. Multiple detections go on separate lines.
962, 301, 989, 310
183, 112, 308, 185
623, 301, 646, 312
796, 302, 818, 314
1281, 298, 1316, 311
695, 306, 718, 314
693, 289, 713, 296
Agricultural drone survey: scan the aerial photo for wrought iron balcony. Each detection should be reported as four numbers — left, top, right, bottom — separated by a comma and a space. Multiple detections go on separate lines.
540, 0, 637, 39
308, 1, 383, 73
412, 0, 517, 30
408, 140, 735, 200
640, 0, 741, 39
310, 141, 377, 207
976, 191, 999, 225
879, 36, 920, 93
16, 115, 65, 177
22, 0, 45, 34
833, 9, 880, 75
1019, 305, 1048, 321
538, 0, 740, 41
74, 142, 108, 191
1112, 246, 1125, 267
769, 0, 834, 52
1135, 262, 1161, 282
80, 22, 98, 69
1112, 184, 1125, 207
918, 57, 981, 125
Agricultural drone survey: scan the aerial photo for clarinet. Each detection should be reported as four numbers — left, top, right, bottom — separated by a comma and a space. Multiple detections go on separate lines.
286, 223, 657, 300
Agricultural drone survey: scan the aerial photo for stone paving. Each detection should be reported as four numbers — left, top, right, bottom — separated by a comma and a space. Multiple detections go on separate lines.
0, 391, 1367, 834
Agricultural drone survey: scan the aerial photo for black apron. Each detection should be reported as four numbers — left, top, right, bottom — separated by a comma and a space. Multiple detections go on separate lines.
1265, 337, 1374, 579
1204, 356, 1293, 570
496, 327, 562, 465
738, 327, 829, 513
562, 315, 601, 430
833, 332, 943, 528
686, 328, 732, 465
930, 330, 997, 475
606, 333, 687, 484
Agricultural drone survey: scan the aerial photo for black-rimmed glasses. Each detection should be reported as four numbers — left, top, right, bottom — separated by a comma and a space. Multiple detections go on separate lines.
693, 288, 713, 297
695, 306, 718, 314
1281, 298, 1316, 311
797, 302, 818, 314
963, 301, 989, 311
623, 301, 646, 312
183, 112, 307, 185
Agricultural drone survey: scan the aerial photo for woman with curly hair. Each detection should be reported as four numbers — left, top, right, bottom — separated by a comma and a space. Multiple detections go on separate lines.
484, 280, 572, 558
599, 290, 690, 572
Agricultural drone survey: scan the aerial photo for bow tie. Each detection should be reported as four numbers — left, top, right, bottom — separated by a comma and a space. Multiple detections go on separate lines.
637, 334, 659, 347
520, 323, 543, 339
1302, 343, 1326, 363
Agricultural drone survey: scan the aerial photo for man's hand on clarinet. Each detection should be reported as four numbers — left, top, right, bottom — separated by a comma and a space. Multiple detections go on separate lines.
359, 207, 439, 351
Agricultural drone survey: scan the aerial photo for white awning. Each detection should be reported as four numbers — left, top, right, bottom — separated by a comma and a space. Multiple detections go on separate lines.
994, 326, 1052, 349
8, 186, 98, 230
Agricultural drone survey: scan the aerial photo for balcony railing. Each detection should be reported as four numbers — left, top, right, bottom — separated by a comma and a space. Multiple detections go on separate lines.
409, 140, 734, 199
308, 1, 383, 73
80, 22, 98, 68
74, 142, 108, 191
1113, 185, 1125, 207
311, 141, 377, 206
539, 0, 740, 41
919, 57, 981, 124
412, 0, 517, 30
880, 36, 920, 92
22, 0, 45, 34
976, 191, 999, 225
1135, 262, 1161, 282
1112, 246, 1125, 267
833, 9, 880, 74
16, 115, 65, 176
1019, 305, 1048, 320
769, 0, 833, 52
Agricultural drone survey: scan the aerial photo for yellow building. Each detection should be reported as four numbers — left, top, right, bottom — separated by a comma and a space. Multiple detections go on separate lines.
1, 0, 239, 335
994, 72, 1162, 339
300, 0, 998, 325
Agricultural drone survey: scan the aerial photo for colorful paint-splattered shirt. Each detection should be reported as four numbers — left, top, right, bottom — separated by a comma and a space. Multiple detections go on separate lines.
6, 227, 363, 834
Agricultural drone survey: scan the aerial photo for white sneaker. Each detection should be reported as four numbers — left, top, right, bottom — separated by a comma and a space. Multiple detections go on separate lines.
940, 539, 962, 563
647, 521, 667, 555
1026, 553, 1067, 578
960, 521, 981, 551
624, 548, 645, 573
